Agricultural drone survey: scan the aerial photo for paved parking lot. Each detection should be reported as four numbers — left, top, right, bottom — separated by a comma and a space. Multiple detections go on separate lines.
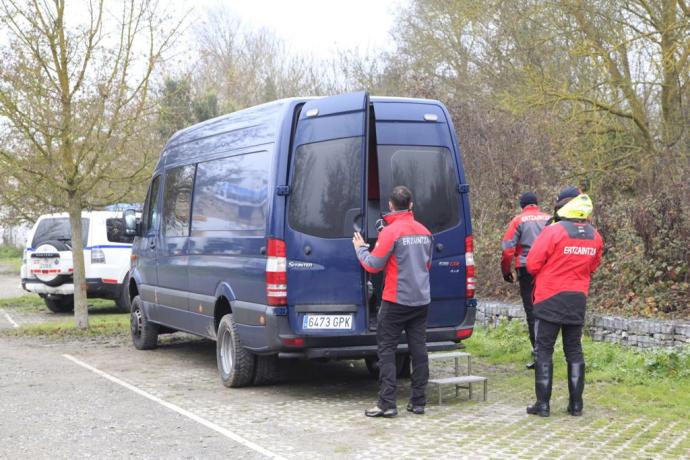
1, 281, 689, 459
1, 322, 688, 459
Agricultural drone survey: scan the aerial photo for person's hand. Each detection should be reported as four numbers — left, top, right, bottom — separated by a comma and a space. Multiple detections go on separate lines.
503, 272, 514, 283
352, 232, 368, 250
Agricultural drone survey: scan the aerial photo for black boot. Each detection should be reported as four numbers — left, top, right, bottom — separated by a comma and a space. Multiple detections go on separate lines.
527, 362, 552, 417
567, 362, 585, 416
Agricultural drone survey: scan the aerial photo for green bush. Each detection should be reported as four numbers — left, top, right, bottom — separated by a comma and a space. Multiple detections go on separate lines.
0, 244, 22, 258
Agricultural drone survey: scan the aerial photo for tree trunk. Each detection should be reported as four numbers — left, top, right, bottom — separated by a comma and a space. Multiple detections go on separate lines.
68, 191, 88, 329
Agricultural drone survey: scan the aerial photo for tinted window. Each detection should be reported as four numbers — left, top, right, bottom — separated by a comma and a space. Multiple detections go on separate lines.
144, 175, 161, 233
378, 146, 459, 233
289, 137, 362, 239
192, 152, 269, 235
106, 218, 134, 243
31, 218, 89, 247
163, 165, 195, 237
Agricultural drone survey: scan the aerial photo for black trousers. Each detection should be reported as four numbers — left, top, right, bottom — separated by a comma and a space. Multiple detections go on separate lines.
376, 300, 429, 410
534, 318, 584, 365
517, 267, 536, 349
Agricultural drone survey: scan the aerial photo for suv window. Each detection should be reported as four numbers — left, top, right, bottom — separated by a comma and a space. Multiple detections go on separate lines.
31, 218, 89, 248
378, 146, 459, 233
144, 175, 161, 234
163, 165, 195, 237
289, 137, 362, 239
106, 218, 135, 243
192, 151, 269, 235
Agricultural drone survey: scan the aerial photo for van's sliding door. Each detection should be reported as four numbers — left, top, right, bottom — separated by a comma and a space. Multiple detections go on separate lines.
284, 92, 369, 335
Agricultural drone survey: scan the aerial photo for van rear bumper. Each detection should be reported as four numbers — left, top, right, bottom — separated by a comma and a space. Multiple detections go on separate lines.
236, 302, 477, 360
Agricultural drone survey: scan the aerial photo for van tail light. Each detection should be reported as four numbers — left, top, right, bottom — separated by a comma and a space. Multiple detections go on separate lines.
266, 238, 287, 306
465, 235, 476, 298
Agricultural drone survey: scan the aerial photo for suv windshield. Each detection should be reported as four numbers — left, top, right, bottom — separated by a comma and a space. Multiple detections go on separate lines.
378, 145, 460, 233
31, 218, 89, 248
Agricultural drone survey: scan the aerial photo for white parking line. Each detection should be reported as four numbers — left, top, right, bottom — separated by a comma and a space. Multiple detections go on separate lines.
1, 309, 19, 328
62, 354, 286, 460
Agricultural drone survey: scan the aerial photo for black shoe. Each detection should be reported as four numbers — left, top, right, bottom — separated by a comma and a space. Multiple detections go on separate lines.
567, 362, 585, 416
526, 401, 550, 417
365, 405, 398, 418
406, 403, 425, 415
526, 362, 535, 370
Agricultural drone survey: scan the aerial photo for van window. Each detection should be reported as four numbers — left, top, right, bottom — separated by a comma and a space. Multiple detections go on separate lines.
106, 218, 135, 243
289, 137, 362, 239
378, 146, 459, 233
192, 151, 269, 235
31, 218, 89, 248
144, 175, 161, 233
163, 165, 195, 237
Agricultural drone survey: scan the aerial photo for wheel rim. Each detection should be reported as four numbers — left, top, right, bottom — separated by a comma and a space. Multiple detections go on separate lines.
131, 307, 142, 338
219, 328, 234, 375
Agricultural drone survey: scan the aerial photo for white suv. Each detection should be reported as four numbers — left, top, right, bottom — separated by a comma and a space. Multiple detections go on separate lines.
20, 210, 137, 313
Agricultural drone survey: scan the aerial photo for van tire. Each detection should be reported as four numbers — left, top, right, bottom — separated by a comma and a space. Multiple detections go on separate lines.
130, 295, 158, 350
115, 274, 130, 312
44, 295, 74, 313
254, 355, 281, 385
365, 354, 411, 378
216, 314, 255, 388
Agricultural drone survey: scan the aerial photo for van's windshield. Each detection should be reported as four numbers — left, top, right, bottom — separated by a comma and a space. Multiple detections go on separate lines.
378, 145, 459, 234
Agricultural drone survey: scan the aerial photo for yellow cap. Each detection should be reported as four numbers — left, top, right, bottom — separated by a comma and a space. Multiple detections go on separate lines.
557, 194, 593, 219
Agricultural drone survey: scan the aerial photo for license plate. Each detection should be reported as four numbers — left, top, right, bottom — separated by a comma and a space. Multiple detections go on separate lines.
32, 259, 56, 270
302, 314, 353, 330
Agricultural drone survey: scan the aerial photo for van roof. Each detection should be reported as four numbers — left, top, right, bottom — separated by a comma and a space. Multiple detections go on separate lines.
165, 95, 445, 147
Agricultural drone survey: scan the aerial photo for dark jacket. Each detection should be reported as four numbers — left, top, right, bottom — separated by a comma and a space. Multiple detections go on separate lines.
356, 210, 432, 306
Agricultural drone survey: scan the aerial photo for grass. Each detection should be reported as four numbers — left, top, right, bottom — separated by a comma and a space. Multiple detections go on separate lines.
464, 319, 690, 422
0, 295, 128, 337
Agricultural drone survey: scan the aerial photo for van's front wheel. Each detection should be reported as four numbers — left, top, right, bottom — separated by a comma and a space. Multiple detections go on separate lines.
130, 295, 158, 350
216, 314, 255, 387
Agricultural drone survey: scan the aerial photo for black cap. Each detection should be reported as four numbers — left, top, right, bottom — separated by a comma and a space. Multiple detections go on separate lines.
557, 186, 580, 203
519, 192, 538, 208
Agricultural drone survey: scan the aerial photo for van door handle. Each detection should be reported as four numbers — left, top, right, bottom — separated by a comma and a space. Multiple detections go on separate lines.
259, 246, 266, 255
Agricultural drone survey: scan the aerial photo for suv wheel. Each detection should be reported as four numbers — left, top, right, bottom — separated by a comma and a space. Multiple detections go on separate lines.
32, 240, 72, 287
44, 295, 74, 313
216, 314, 255, 387
130, 295, 158, 349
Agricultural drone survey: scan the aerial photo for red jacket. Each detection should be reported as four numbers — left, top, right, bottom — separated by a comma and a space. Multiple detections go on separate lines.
527, 220, 603, 305
501, 205, 550, 275
356, 210, 432, 306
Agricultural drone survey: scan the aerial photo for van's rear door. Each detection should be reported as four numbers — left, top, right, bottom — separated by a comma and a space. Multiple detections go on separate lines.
284, 92, 369, 335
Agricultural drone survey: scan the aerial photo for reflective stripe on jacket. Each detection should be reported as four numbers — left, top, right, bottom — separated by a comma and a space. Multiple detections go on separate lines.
356, 210, 432, 306
501, 205, 550, 275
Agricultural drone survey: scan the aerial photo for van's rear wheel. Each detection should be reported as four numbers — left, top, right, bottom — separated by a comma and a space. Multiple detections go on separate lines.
216, 314, 255, 387
130, 295, 158, 350
44, 295, 74, 313
365, 354, 411, 378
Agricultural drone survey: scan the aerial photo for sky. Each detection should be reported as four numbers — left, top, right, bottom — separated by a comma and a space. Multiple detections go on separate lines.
182, 0, 405, 59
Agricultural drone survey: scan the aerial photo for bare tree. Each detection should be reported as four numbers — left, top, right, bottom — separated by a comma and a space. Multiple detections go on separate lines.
0, 0, 182, 328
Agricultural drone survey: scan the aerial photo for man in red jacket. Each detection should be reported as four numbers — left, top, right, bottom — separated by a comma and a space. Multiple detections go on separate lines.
526, 194, 603, 417
501, 192, 550, 369
353, 185, 433, 418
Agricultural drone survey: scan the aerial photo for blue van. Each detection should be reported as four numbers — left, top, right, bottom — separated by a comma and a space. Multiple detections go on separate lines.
126, 92, 476, 387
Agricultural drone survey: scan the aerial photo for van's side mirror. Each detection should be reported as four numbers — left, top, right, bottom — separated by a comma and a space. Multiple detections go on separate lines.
123, 209, 139, 236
